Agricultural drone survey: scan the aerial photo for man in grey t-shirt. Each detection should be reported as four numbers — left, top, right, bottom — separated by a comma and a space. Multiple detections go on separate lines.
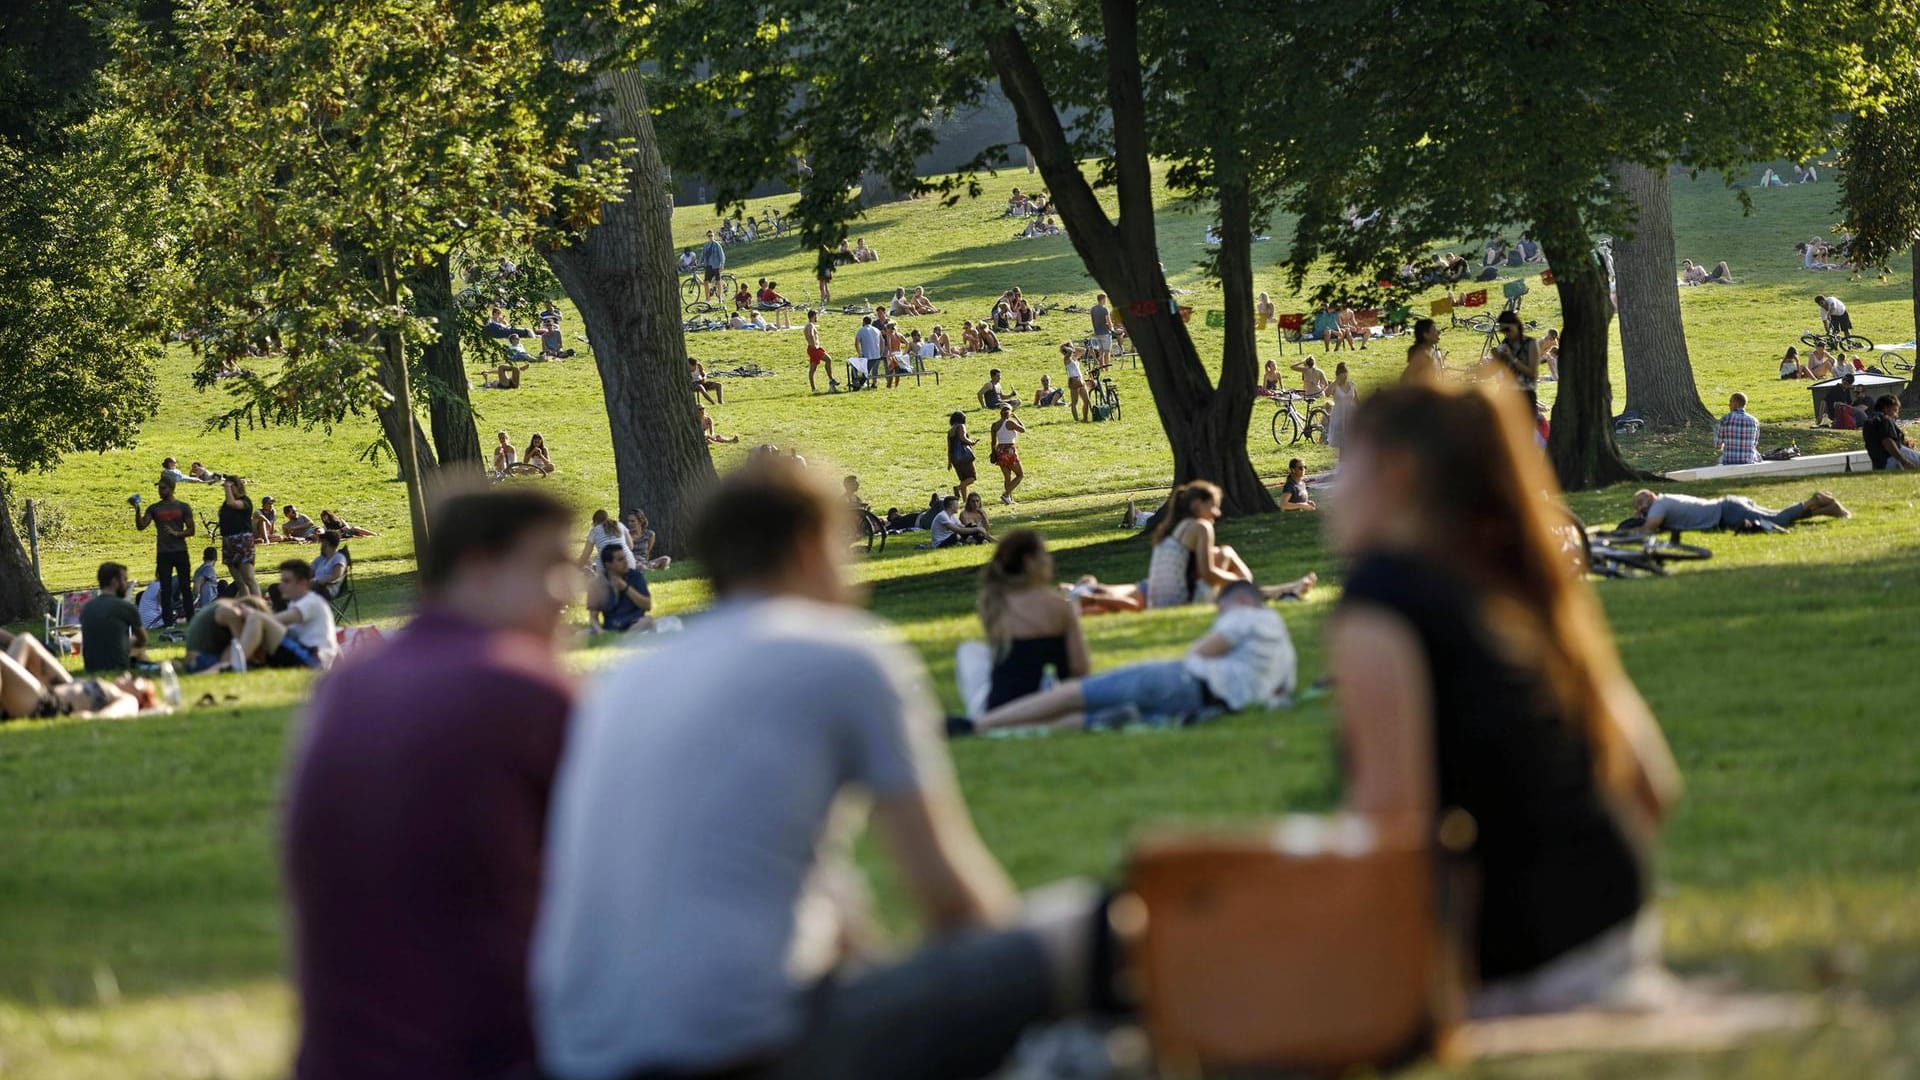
1628, 488, 1849, 535
1088, 292, 1112, 369
534, 460, 1107, 1080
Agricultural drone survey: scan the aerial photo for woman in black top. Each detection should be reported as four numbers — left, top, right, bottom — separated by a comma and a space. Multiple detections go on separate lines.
977, 531, 1090, 710
218, 476, 262, 598
947, 411, 978, 502
1328, 383, 1682, 1014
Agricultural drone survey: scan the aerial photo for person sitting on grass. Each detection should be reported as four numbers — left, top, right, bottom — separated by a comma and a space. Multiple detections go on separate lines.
579, 509, 633, 573
929, 495, 991, 549
0, 630, 153, 721
1806, 344, 1839, 381
698, 405, 741, 445
318, 510, 375, 539
79, 561, 147, 673
1033, 373, 1064, 408
756, 280, 793, 327
732, 281, 754, 313
689, 357, 726, 404
930, 325, 957, 358
907, 286, 940, 315
276, 559, 339, 667
538, 321, 575, 360
977, 369, 1020, 410
888, 286, 913, 317
1626, 487, 1850, 536
977, 318, 1003, 352
1071, 481, 1317, 614
588, 543, 654, 633
524, 433, 555, 475
194, 545, 221, 609
1279, 458, 1317, 511
283, 504, 320, 542
1714, 393, 1762, 466
493, 431, 518, 476
965, 579, 1295, 733
179, 596, 271, 673
1263, 357, 1283, 394
504, 334, 535, 366
254, 496, 282, 544
1863, 395, 1920, 470
484, 307, 534, 339
622, 509, 672, 571
310, 532, 348, 599
1779, 346, 1812, 380
1817, 369, 1859, 426
976, 530, 1091, 711
959, 492, 994, 540
851, 236, 877, 262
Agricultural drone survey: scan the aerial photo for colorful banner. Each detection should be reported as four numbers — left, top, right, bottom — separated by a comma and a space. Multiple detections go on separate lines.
1128, 299, 1159, 317
1429, 297, 1454, 316
1204, 309, 1225, 329
1278, 312, 1306, 331
1461, 289, 1489, 308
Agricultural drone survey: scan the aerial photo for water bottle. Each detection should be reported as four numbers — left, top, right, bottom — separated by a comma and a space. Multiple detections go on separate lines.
157, 661, 182, 709
1040, 663, 1058, 691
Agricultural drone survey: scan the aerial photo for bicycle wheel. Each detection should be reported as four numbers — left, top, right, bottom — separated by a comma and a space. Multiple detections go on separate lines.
1799, 331, 1830, 350
1105, 387, 1121, 421
1883, 353, 1914, 373
681, 277, 702, 307
1646, 541, 1712, 564
1272, 407, 1300, 446
1304, 407, 1331, 445
1839, 333, 1874, 352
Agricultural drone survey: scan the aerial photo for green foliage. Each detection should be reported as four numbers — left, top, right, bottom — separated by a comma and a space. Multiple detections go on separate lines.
125, 0, 631, 436
1838, 72, 1920, 271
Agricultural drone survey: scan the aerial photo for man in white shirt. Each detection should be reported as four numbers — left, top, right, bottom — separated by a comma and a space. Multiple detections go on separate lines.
972, 580, 1296, 731
929, 495, 988, 549
534, 459, 1111, 1080
273, 557, 338, 668
309, 532, 348, 599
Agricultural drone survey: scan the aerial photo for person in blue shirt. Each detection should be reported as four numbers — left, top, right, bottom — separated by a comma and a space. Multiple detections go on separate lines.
1311, 305, 1341, 350
700, 229, 727, 298
589, 544, 653, 633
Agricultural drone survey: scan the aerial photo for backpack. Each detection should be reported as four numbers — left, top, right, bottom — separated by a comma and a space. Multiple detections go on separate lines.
1761, 443, 1801, 462
1501, 278, 1530, 299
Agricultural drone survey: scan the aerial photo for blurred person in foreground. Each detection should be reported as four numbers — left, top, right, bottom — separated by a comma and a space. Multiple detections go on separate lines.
534, 458, 1115, 1080
1329, 383, 1684, 1016
283, 490, 578, 1080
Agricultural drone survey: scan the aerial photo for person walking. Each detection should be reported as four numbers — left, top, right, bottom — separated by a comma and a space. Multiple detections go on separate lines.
699, 229, 726, 299
134, 478, 197, 626
804, 309, 838, 393
990, 404, 1026, 505
1088, 292, 1113, 370
947, 410, 979, 502
284, 490, 579, 1080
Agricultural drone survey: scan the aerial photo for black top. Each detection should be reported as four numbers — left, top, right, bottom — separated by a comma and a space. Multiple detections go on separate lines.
1340, 551, 1645, 981
217, 496, 252, 537
1862, 413, 1900, 470
987, 635, 1071, 710
1280, 478, 1310, 507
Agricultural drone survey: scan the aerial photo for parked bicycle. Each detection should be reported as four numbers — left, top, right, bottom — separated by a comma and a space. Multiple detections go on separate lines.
1801, 326, 1874, 353
1091, 375, 1122, 420
849, 504, 889, 555
682, 271, 737, 311
1557, 510, 1712, 579
1269, 390, 1330, 446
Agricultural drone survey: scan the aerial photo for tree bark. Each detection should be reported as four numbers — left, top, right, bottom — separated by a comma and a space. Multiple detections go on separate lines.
374, 254, 434, 559
1537, 200, 1643, 491
1906, 260, 1920, 412
987, 7, 1275, 514
0, 478, 50, 623
543, 72, 715, 555
1613, 162, 1713, 429
413, 252, 484, 476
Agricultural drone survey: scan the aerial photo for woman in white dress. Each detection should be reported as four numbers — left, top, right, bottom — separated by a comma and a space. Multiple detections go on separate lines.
1326, 361, 1360, 454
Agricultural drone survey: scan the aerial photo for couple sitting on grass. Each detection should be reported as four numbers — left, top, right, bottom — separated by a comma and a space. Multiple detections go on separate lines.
1070, 479, 1317, 613
951, 529, 1296, 734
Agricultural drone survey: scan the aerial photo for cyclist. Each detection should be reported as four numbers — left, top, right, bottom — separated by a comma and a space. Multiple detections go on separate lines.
1816, 295, 1852, 337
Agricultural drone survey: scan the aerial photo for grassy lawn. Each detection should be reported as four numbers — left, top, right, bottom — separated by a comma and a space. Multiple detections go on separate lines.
2, 166, 1917, 1078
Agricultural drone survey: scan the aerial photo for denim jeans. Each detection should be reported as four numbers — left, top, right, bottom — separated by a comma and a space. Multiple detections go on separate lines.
1718, 496, 1806, 531
1080, 660, 1206, 720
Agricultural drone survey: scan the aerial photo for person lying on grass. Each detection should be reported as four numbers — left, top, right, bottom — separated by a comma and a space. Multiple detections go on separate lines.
1625, 488, 1849, 536
961, 579, 1294, 733
588, 543, 654, 634
0, 630, 156, 721
1071, 480, 1317, 614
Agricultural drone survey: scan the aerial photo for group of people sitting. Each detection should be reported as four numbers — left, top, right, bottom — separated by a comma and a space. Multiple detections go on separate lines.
1679, 259, 1734, 285
274, 381, 1710, 1080
729, 278, 796, 329
989, 287, 1045, 334
491, 431, 557, 477
1003, 186, 1051, 217
1483, 235, 1546, 268
1797, 236, 1847, 271
1778, 343, 1871, 384
480, 304, 573, 389
580, 507, 673, 634
1758, 164, 1819, 187
832, 237, 879, 264
1064, 480, 1317, 614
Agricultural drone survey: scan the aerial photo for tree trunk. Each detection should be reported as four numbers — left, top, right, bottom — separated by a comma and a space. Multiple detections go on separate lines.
413, 252, 484, 476
543, 72, 715, 555
1538, 201, 1643, 491
987, 9, 1275, 514
374, 254, 434, 560
0, 478, 50, 623
1906, 260, 1920, 412
1613, 162, 1712, 429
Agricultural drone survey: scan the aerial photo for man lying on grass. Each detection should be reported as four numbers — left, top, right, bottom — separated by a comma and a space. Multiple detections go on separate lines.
959, 579, 1296, 734
1626, 488, 1850, 536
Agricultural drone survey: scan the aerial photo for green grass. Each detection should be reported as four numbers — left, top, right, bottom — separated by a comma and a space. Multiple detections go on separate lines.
3, 165, 1919, 1078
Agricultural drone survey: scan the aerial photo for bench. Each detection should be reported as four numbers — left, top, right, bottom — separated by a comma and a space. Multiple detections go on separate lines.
845, 354, 939, 388
1664, 450, 1875, 482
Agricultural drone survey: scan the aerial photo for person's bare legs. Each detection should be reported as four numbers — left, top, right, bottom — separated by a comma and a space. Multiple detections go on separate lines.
1005, 462, 1023, 501
1259, 572, 1318, 601
8, 634, 72, 687
229, 561, 260, 598
236, 610, 288, 661
1075, 583, 1146, 615
1, 650, 51, 718
1214, 544, 1255, 582
977, 681, 1089, 732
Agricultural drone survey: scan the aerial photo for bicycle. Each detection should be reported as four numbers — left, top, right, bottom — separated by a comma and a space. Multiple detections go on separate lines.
1269, 390, 1330, 446
1878, 352, 1913, 374
1091, 376, 1121, 421
1800, 326, 1874, 353
849, 505, 889, 555
1557, 510, 1712, 579
758, 207, 789, 237
682, 271, 737, 310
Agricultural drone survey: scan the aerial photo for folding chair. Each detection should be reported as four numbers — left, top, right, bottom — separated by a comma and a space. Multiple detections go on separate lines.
326, 549, 359, 624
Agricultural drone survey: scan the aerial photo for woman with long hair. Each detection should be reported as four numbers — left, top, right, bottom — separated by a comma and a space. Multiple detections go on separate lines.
1326, 360, 1358, 453
1402, 318, 1444, 385
1071, 481, 1316, 614
947, 411, 978, 502
525, 433, 555, 474
1329, 383, 1682, 1016
977, 530, 1091, 709
989, 404, 1025, 505
218, 476, 261, 597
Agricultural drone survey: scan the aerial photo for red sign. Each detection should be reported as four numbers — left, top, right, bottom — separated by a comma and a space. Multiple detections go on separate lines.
1128, 299, 1160, 317
1539, 269, 1556, 285
1376, 279, 1394, 290
1461, 289, 1489, 308
1277, 313, 1305, 331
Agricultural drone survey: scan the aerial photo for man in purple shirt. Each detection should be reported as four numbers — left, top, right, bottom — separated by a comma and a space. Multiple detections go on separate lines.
283, 490, 577, 1080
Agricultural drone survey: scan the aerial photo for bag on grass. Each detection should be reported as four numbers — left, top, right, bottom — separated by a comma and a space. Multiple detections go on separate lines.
1761, 444, 1801, 462
1090, 404, 1111, 422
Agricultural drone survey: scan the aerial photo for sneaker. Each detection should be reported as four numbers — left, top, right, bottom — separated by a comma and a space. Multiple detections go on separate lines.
227, 642, 247, 674
1000, 493, 1014, 505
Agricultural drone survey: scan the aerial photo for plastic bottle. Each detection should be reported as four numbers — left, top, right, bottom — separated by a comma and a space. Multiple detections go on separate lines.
157, 661, 182, 709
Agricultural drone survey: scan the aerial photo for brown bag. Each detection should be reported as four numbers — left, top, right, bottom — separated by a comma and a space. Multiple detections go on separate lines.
1120, 817, 1464, 1077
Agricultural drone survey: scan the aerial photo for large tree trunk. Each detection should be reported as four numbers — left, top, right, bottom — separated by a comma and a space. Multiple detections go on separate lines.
413, 252, 484, 476
1538, 201, 1643, 490
1906, 261, 1920, 412
0, 479, 50, 623
374, 283, 435, 559
1613, 163, 1712, 429
543, 72, 714, 555
987, 3, 1274, 514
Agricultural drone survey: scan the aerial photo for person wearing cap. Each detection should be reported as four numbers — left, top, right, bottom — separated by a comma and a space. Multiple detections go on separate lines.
254, 496, 281, 544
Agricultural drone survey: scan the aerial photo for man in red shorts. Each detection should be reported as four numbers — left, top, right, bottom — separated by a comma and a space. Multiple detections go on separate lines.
804, 308, 838, 393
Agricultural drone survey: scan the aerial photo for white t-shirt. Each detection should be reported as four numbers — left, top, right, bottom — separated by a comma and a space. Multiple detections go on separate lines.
1184, 604, 1296, 709
931, 510, 964, 546
286, 591, 338, 668
585, 521, 634, 573
533, 598, 949, 1078
1064, 357, 1082, 380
